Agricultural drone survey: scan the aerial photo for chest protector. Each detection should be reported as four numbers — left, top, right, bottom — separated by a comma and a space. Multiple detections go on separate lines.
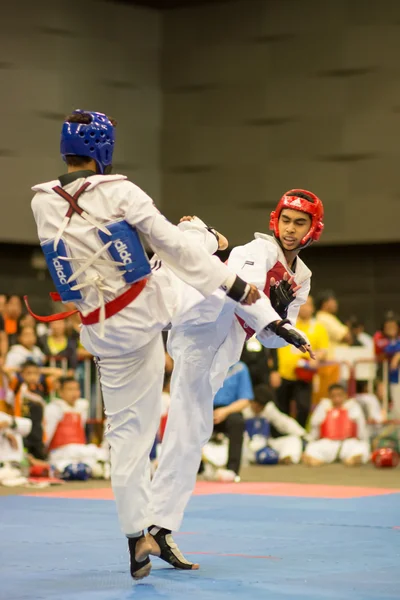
320, 408, 357, 441
42, 219, 151, 303
245, 417, 271, 440
237, 260, 287, 339
48, 412, 86, 450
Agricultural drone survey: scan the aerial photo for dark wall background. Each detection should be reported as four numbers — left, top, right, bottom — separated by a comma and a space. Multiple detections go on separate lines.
1, 0, 399, 331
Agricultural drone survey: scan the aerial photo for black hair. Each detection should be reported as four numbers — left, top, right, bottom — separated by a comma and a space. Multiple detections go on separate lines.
21, 359, 39, 371
253, 384, 275, 407
315, 290, 336, 311
328, 383, 346, 394
58, 376, 79, 389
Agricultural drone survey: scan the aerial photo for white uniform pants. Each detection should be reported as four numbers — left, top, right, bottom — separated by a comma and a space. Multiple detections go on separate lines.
151, 321, 239, 531
49, 443, 109, 473
268, 435, 303, 464
98, 333, 165, 535
304, 438, 370, 464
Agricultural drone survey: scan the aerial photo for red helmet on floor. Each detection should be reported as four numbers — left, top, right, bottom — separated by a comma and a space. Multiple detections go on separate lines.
269, 189, 324, 247
371, 448, 400, 468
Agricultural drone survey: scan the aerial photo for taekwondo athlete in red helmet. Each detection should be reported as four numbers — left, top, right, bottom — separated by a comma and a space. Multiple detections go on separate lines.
149, 189, 324, 570
28, 110, 260, 581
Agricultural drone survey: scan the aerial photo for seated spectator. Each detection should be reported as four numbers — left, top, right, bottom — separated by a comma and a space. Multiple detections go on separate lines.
44, 377, 109, 479
243, 384, 307, 465
0, 294, 6, 315
202, 361, 252, 482
38, 319, 77, 371
5, 326, 46, 371
240, 336, 280, 389
0, 356, 14, 414
316, 290, 351, 355
373, 312, 399, 359
277, 295, 329, 427
0, 411, 32, 486
9, 360, 52, 460
373, 314, 400, 419
355, 381, 384, 438
0, 310, 7, 358
347, 317, 373, 349
303, 383, 370, 467
3, 295, 23, 343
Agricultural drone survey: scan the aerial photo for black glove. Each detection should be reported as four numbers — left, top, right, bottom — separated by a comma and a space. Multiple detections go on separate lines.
269, 279, 296, 319
267, 319, 308, 349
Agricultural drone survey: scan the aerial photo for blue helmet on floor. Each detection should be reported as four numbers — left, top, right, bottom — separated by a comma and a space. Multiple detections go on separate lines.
255, 446, 279, 465
60, 110, 115, 174
62, 463, 92, 481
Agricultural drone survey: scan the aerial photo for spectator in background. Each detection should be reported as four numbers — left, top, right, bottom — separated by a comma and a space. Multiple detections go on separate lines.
373, 312, 399, 359
374, 315, 400, 419
355, 380, 384, 439
276, 296, 329, 427
44, 377, 109, 479
303, 383, 370, 466
3, 295, 23, 341
0, 294, 7, 315
240, 336, 280, 389
243, 384, 307, 465
5, 326, 46, 371
0, 311, 8, 358
346, 316, 373, 349
316, 290, 351, 355
0, 356, 14, 414
38, 320, 77, 372
9, 361, 48, 461
0, 411, 32, 486
202, 361, 253, 482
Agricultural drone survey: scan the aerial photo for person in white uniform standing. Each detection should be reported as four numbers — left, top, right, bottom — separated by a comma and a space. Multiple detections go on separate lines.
149, 189, 324, 570
28, 110, 260, 580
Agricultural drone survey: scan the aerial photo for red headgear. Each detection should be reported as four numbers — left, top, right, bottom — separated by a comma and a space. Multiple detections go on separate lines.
269, 189, 324, 247
371, 447, 399, 468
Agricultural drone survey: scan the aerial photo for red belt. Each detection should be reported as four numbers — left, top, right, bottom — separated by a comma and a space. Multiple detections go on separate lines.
24, 278, 148, 325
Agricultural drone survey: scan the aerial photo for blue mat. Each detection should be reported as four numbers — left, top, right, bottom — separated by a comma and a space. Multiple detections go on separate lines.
1, 493, 399, 600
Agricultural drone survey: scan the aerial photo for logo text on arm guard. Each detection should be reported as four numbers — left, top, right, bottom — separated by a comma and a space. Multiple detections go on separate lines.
114, 240, 132, 265
52, 258, 68, 285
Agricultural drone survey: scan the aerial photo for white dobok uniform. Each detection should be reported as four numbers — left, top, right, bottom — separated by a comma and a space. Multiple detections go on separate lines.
31, 173, 247, 535
304, 398, 370, 463
0, 411, 32, 464
151, 234, 312, 531
44, 398, 108, 472
242, 402, 306, 465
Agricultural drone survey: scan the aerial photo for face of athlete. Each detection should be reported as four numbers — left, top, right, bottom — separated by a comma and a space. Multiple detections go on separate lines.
330, 386, 347, 408
278, 209, 311, 251
59, 380, 81, 406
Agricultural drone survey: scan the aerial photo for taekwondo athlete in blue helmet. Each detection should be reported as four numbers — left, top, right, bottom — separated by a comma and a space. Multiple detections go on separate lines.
28, 110, 260, 580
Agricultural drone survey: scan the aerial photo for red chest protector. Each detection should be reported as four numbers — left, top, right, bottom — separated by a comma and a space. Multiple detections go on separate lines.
236, 261, 287, 340
48, 412, 86, 451
320, 408, 357, 441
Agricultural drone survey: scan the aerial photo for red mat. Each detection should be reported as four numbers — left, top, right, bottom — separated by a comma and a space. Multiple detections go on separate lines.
24, 480, 400, 500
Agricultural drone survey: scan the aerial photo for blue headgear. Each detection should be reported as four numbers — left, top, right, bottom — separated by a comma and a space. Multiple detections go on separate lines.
62, 463, 92, 481
60, 110, 115, 174
255, 446, 279, 465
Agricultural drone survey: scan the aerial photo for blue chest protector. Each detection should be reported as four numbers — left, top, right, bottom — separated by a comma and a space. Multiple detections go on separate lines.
245, 417, 271, 440
42, 220, 151, 303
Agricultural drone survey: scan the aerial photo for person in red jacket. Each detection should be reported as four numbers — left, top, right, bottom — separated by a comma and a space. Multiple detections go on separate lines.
303, 383, 370, 466
44, 377, 109, 477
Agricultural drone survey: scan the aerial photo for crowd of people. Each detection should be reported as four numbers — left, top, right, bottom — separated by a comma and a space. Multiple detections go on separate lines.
196, 292, 400, 481
0, 288, 399, 487
0, 293, 110, 486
